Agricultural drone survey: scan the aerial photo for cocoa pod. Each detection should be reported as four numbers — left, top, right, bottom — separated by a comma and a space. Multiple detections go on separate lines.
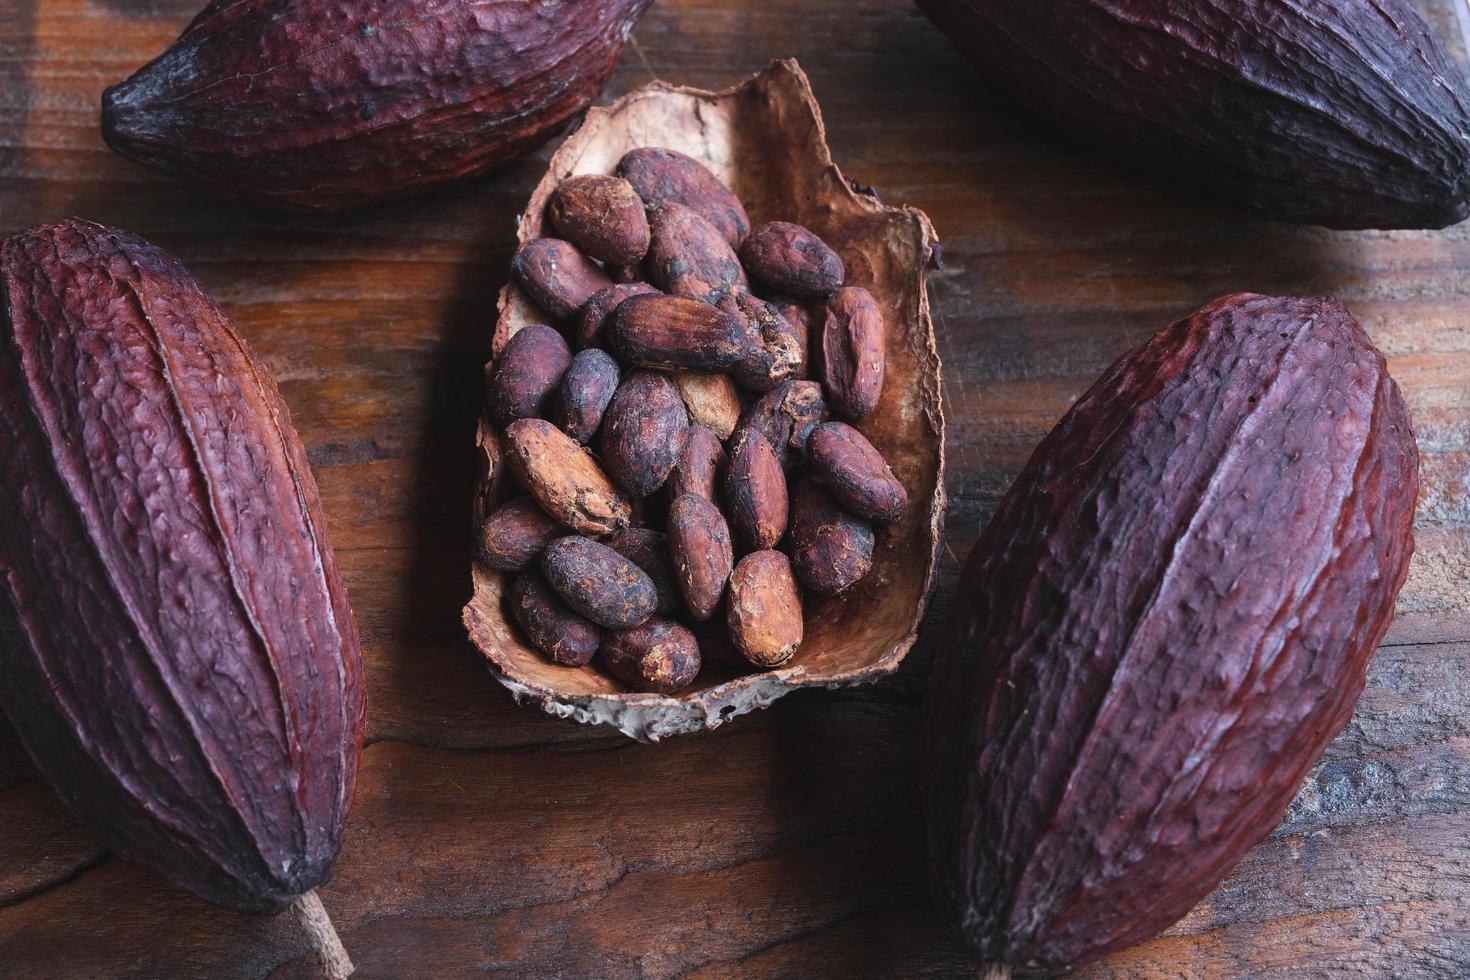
723, 292, 803, 392
820, 286, 885, 420
617, 147, 750, 247
738, 221, 845, 299
808, 421, 907, 523
610, 293, 752, 373
541, 536, 657, 630
724, 429, 788, 550
508, 573, 601, 667
604, 527, 680, 617
917, 0, 1470, 229
726, 551, 803, 669
599, 370, 689, 497
667, 494, 735, 621
477, 496, 566, 572
924, 293, 1419, 973
547, 174, 650, 266
576, 282, 658, 350
645, 202, 748, 305
766, 295, 815, 379
599, 617, 702, 694
502, 418, 632, 536
672, 372, 742, 441
101, 0, 654, 210
668, 425, 727, 503
789, 479, 874, 595
511, 238, 613, 322
733, 380, 828, 471
488, 323, 572, 427
0, 220, 363, 913
554, 348, 621, 443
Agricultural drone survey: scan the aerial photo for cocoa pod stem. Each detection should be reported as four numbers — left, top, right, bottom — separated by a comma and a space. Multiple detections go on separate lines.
290, 890, 354, 980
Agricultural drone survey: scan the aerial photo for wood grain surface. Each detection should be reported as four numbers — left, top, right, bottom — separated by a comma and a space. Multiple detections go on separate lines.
2, 0, 1469, 976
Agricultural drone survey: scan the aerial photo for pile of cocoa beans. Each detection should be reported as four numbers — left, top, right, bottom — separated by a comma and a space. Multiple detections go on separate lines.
479, 147, 908, 694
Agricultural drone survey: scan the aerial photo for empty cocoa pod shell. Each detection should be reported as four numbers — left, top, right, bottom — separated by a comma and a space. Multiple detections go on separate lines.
808, 421, 908, 523
599, 618, 702, 694
789, 478, 874, 595
723, 292, 804, 392
739, 221, 845, 299
509, 573, 601, 667
542, 536, 658, 630
727, 550, 804, 669
645, 201, 748, 305
488, 323, 572, 427
610, 293, 752, 373
820, 285, 885, 420
599, 370, 689, 497
733, 380, 828, 472
548, 174, 650, 266
667, 494, 735, 621
502, 418, 632, 536
604, 527, 681, 617
478, 496, 567, 572
577, 282, 659, 350
724, 429, 788, 550
668, 425, 727, 503
554, 348, 621, 444
618, 146, 751, 247
672, 372, 743, 441
512, 238, 613, 321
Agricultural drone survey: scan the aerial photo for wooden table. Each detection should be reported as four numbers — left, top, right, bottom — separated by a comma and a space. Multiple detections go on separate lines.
2, 0, 1469, 976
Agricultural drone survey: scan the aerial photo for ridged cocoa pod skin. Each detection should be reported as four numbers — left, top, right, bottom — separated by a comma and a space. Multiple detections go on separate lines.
0, 220, 364, 914
541, 536, 657, 630
610, 294, 752, 373
727, 551, 803, 669
789, 479, 875, 596
668, 425, 727, 503
489, 324, 572, 427
548, 174, 650, 267
604, 528, 680, 617
512, 238, 614, 322
724, 429, 788, 550
808, 422, 908, 523
577, 282, 658, 350
599, 617, 702, 694
734, 380, 828, 471
101, 0, 655, 211
599, 370, 690, 497
723, 292, 803, 392
617, 147, 751, 247
739, 222, 845, 299
646, 202, 748, 305
667, 494, 735, 621
821, 286, 885, 420
917, 0, 1470, 230
502, 418, 632, 536
477, 496, 566, 572
924, 293, 1419, 973
508, 573, 601, 667
554, 348, 621, 444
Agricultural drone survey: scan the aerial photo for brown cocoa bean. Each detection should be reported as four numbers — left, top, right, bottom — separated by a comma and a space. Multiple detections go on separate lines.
599, 617, 702, 694
733, 380, 828, 471
508, 573, 601, 667
672, 372, 742, 440
554, 348, 621, 443
488, 323, 572, 427
607, 262, 645, 284
789, 479, 874, 595
477, 496, 566, 572
820, 285, 885, 420
668, 425, 727, 503
723, 292, 804, 392
808, 421, 908, 523
604, 527, 680, 616
738, 221, 845, 299
767, 295, 815, 379
645, 202, 748, 305
724, 429, 788, 550
511, 238, 612, 321
667, 494, 735, 621
576, 282, 659, 349
547, 174, 650, 266
610, 293, 752, 372
599, 370, 689, 497
726, 551, 803, 669
502, 418, 632, 536
541, 536, 657, 630
616, 147, 750, 247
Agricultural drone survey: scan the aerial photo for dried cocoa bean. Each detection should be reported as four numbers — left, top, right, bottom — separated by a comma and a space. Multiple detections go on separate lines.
554, 348, 621, 443
766, 295, 815, 379
667, 494, 735, 621
576, 282, 658, 349
511, 238, 613, 321
726, 550, 803, 669
607, 262, 645, 284
808, 421, 908, 523
477, 496, 566, 572
502, 418, 632, 536
672, 372, 742, 440
645, 202, 748, 305
738, 221, 845, 299
599, 370, 689, 497
722, 292, 803, 392
668, 425, 727, 503
599, 617, 702, 694
820, 286, 885, 420
733, 380, 828, 471
617, 147, 750, 247
488, 323, 572, 427
542, 536, 657, 630
924, 293, 1419, 973
789, 479, 874, 595
604, 527, 680, 616
547, 174, 650, 266
724, 429, 788, 550
508, 573, 601, 667
610, 294, 752, 372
